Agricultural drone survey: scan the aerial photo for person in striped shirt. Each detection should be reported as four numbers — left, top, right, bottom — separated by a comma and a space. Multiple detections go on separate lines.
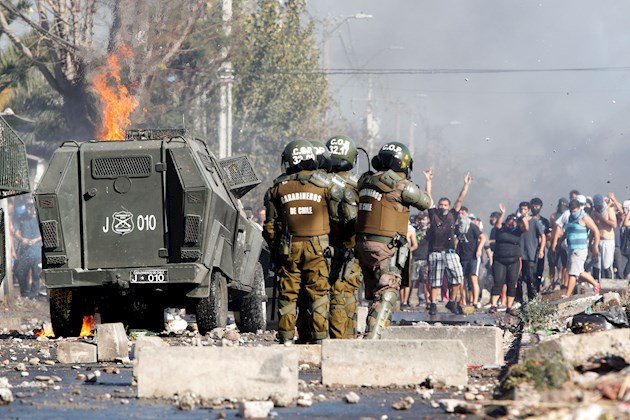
551, 198, 601, 298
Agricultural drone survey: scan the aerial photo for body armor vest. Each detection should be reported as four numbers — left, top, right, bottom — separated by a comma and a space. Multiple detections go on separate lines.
276, 173, 330, 237
356, 171, 409, 238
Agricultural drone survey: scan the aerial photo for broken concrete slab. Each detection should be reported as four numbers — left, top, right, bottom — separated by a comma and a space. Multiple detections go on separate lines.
132, 336, 170, 376
381, 326, 503, 366
321, 339, 468, 387
297, 344, 321, 367
96, 323, 129, 362
56, 341, 97, 364
136, 346, 299, 400
392, 311, 497, 326
599, 279, 628, 297
548, 295, 600, 319
524, 329, 630, 366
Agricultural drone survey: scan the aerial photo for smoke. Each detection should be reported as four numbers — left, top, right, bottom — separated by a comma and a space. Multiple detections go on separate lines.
308, 0, 630, 220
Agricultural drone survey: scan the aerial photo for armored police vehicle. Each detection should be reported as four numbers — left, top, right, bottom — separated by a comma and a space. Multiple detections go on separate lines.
34, 129, 266, 336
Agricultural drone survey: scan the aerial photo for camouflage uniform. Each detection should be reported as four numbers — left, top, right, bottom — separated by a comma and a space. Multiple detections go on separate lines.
328, 171, 361, 339
355, 142, 431, 339
263, 170, 342, 343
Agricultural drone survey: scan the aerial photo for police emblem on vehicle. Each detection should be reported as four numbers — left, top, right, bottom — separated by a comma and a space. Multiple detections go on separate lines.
104, 210, 134, 235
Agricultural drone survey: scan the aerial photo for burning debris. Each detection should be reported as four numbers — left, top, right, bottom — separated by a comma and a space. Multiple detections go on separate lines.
92, 44, 139, 140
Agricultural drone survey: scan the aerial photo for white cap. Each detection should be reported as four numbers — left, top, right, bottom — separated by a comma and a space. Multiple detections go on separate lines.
576, 195, 587, 205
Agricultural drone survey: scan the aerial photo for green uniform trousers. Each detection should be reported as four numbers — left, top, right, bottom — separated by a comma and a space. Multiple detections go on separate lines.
278, 238, 330, 342
329, 258, 362, 339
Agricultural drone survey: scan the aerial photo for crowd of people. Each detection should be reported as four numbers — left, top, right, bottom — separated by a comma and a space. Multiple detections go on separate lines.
261, 136, 628, 343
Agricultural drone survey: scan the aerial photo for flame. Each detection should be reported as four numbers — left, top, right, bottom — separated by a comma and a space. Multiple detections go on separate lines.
93, 44, 138, 140
79, 315, 95, 337
33, 322, 55, 337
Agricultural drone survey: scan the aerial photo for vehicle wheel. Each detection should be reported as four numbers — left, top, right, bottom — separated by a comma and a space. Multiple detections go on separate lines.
237, 263, 267, 333
196, 270, 228, 335
49, 288, 85, 338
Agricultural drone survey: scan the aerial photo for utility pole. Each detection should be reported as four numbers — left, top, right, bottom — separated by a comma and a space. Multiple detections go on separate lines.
218, 0, 234, 158
365, 76, 378, 156
321, 13, 373, 125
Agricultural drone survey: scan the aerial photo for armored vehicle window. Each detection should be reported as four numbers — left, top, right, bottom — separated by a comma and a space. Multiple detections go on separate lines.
92, 156, 152, 178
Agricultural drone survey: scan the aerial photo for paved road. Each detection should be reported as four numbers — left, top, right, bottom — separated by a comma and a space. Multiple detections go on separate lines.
0, 358, 481, 419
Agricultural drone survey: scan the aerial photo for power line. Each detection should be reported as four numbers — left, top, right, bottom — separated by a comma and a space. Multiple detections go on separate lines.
319, 66, 630, 75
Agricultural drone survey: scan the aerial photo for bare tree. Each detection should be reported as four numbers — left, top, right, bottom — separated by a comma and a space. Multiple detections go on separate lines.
0, 0, 213, 140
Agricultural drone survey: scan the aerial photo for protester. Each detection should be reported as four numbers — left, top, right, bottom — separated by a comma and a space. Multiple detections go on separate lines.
426, 171, 473, 316
489, 203, 528, 316
551, 198, 601, 297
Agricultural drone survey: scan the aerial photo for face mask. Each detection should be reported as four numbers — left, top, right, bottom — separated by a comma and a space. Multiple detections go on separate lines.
418, 222, 427, 230
570, 210, 581, 218
441, 209, 449, 216
531, 207, 541, 216
584, 207, 592, 215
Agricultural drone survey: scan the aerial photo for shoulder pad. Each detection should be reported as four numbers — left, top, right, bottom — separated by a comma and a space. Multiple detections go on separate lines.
309, 171, 332, 188
380, 170, 404, 188
337, 172, 358, 189
343, 188, 357, 205
330, 174, 347, 189
263, 188, 273, 205
357, 171, 374, 189
272, 173, 290, 185
402, 182, 431, 211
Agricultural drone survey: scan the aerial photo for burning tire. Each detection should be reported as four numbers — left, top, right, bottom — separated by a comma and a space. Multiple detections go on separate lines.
237, 263, 267, 333
49, 288, 86, 338
195, 270, 228, 335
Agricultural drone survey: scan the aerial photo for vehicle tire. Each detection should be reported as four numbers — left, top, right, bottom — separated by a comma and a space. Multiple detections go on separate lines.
49, 288, 85, 338
237, 263, 267, 333
196, 270, 228, 335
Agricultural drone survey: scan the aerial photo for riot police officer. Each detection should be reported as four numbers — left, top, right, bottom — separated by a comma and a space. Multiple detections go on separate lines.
355, 142, 431, 339
325, 135, 362, 339
295, 140, 332, 343
263, 140, 343, 344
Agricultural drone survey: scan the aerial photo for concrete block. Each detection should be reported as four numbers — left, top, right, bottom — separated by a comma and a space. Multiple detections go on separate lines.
381, 326, 503, 366
297, 344, 321, 367
132, 336, 170, 376
550, 295, 599, 319
525, 329, 630, 365
357, 306, 368, 333
56, 341, 97, 364
96, 323, 129, 362
321, 339, 467, 387
600, 279, 628, 297
136, 347, 299, 400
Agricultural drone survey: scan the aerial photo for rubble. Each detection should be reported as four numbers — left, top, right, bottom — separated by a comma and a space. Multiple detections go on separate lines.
343, 391, 360, 404
238, 400, 274, 418
391, 396, 414, 410
96, 323, 129, 362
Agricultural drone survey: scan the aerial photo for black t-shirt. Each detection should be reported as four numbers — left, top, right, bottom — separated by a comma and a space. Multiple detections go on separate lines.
456, 223, 482, 260
413, 234, 429, 260
428, 207, 458, 252
494, 226, 524, 260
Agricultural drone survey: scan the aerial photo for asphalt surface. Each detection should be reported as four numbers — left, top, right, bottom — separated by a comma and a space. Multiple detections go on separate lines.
0, 299, 501, 419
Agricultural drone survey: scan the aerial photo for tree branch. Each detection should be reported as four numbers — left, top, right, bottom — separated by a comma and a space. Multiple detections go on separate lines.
0, 5, 60, 91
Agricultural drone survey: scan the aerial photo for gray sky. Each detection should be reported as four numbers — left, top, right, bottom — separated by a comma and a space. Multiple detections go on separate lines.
307, 0, 630, 221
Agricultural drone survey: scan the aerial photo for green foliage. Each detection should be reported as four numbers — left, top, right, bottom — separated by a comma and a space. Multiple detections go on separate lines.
233, 0, 327, 156
503, 351, 570, 391
519, 295, 557, 332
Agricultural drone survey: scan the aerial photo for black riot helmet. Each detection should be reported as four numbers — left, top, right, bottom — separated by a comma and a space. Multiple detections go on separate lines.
281, 140, 318, 174
371, 141, 413, 177
309, 140, 332, 172
325, 135, 357, 172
